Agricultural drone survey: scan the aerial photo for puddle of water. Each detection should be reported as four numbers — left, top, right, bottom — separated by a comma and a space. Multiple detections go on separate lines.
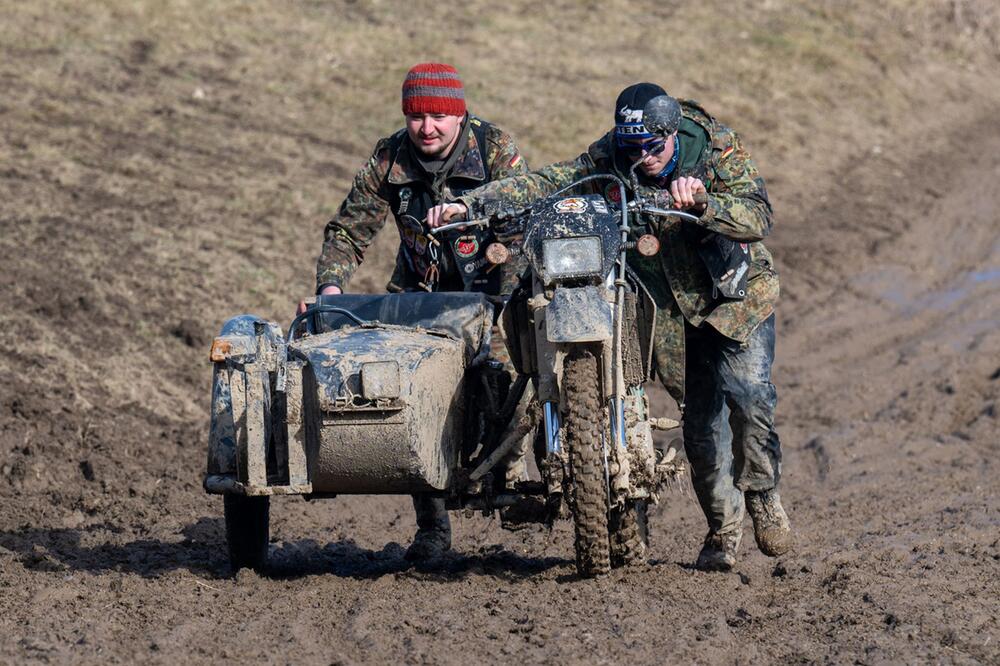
971, 269, 1000, 283
852, 261, 999, 315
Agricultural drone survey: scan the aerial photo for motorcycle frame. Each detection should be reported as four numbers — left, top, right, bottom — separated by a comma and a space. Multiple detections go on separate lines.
504, 176, 659, 502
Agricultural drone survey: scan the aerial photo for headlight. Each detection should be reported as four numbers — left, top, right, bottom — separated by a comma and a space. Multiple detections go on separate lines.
543, 236, 603, 280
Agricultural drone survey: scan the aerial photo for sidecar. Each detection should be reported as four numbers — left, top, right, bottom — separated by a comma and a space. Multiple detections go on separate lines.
204, 292, 496, 569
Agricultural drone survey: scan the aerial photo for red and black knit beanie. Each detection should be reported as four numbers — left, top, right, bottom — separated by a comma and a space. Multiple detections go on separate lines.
401, 63, 466, 116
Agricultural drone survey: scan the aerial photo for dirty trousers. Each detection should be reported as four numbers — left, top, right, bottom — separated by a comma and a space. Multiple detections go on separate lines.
682, 314, 781, 535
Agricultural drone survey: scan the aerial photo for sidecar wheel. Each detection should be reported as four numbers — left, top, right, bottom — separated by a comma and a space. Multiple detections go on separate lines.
223, 494, 270, 573
563, 347, 611, 578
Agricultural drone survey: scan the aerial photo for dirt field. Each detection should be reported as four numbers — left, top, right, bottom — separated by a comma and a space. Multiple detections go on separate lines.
1, 1, 998, 664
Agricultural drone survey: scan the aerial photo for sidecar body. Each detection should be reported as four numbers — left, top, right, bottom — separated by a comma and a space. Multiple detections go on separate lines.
203, 292, 493, 497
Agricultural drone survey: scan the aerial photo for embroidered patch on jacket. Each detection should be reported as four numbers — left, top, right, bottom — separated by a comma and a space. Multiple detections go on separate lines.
720, 146, 735, 160
509, 153, 523, 168
455, 235, 479, 258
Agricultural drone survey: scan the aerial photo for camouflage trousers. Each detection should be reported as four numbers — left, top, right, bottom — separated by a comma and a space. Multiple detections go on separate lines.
681, 314, 782, 535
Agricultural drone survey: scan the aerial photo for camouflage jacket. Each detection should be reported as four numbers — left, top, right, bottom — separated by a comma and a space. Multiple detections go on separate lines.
316, 115, 528, 293
457, 101, 778, 401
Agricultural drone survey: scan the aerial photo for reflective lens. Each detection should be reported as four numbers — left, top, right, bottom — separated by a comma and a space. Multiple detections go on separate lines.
618, 137, 666, 158
543, 237, 603, 279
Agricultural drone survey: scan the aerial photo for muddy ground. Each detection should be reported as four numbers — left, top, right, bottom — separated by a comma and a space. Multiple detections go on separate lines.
1, 1, 998, 664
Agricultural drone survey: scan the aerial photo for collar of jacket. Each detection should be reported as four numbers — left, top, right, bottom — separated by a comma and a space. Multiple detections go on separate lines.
387, 120, 487, 185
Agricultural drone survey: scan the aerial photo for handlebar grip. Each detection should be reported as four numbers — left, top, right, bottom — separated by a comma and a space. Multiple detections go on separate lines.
694, 191, 708, 205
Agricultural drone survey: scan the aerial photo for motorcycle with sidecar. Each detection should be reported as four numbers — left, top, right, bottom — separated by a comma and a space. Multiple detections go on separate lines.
204, 174, 695, 577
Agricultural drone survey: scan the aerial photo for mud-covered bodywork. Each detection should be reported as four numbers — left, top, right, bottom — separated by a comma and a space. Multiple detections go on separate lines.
204, 292, 492, 497
290, 326, 466, 493
206, 315, 286, 484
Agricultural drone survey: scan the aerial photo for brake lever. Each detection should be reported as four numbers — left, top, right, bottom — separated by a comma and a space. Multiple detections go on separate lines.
428, 218, 490, 235
628, 190, 707, 223
640, 206, 702, 223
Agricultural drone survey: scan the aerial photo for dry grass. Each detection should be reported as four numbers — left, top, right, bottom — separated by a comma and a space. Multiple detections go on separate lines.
0, 0, 998, 419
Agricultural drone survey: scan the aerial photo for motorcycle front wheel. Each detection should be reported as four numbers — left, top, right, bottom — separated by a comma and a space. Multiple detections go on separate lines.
562, 347, 611, 577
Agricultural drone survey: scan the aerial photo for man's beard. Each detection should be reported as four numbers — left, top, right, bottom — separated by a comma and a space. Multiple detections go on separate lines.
415, 139, 448, 157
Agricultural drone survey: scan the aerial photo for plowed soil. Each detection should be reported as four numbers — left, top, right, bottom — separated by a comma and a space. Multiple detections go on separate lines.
1, 2, 998, 664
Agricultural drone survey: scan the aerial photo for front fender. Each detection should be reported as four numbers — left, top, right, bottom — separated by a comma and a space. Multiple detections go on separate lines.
546, 286, 613, 343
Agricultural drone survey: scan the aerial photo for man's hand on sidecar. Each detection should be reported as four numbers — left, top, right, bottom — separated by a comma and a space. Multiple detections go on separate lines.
297, 284, 342, 316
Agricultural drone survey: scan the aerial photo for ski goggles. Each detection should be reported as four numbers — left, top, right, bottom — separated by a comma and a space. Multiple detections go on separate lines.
616, 136, 667, 158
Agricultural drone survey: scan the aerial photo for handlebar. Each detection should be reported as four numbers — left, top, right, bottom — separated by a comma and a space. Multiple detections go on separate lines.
428, 184, 708, 236
287, 305, 370, 342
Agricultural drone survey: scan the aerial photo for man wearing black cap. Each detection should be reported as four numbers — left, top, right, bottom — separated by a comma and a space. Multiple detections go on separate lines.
427, 83, 791, 572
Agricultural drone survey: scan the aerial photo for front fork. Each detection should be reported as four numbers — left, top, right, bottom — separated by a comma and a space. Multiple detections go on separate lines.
531, 287, 625, 504
532, 309, 646, 509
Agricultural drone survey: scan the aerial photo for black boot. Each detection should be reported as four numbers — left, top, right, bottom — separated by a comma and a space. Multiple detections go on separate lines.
405, 495, 451, 561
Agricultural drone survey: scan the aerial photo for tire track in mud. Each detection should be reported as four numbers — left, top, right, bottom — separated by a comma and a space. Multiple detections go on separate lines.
751, 115, 1000, 663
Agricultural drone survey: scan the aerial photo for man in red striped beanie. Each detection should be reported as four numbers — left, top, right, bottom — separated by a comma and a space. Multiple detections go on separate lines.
401, 62, 467, 153
309, 63, 531, 561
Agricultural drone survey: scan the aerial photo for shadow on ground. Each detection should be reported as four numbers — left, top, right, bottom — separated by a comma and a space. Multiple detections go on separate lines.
0, 518, 229, 578
0, 519, 570, 582
264, 538, 570, 582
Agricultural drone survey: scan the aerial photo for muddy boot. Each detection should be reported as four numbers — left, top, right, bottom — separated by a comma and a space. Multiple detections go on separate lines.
405, 495, 451, 561
696, 529, 742, 572
745, 489, 792, 556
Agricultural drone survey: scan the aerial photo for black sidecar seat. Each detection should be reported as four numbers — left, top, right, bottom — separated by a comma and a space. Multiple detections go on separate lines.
311, 292, 493, 366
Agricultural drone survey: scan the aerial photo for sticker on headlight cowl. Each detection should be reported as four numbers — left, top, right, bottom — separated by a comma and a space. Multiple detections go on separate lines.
553, 197, 588, 214
591, 199, 609, 214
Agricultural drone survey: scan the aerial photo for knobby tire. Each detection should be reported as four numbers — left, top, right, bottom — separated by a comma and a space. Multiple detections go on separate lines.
563, 347, 611, 577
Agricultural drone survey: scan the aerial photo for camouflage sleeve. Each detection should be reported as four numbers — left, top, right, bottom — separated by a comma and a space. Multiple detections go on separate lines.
484, 126, 530, 180
315, 141, 392, 291
456, 153, 596, 217
696, 128, 773, 242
